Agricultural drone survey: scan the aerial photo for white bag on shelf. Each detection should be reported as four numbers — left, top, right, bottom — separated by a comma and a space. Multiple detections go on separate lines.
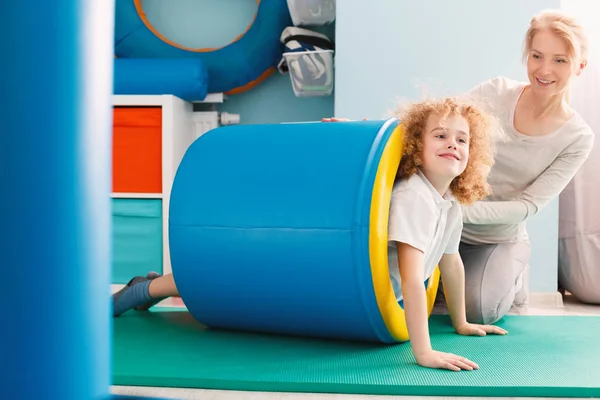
277, 27, 335, 97
287, 0, 336, 26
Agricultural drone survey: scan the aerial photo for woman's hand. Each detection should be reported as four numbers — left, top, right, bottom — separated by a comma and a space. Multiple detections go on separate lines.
414, 349, 479, 371
455, 322, 508, 336
321, 117, 368, 122
321, 117, 352, 122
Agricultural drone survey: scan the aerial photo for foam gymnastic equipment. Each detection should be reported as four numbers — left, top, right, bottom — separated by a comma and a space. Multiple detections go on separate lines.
113, 58, 209, 101
168, 118, 441, 344
114, 0, 292, 95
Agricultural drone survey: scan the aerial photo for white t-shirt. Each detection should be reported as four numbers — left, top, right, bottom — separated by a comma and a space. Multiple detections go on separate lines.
460, 76, 595, 245
387, 169, 463, 302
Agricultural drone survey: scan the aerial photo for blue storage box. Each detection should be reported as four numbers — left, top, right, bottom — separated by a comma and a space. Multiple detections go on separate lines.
111, 199, 163, 284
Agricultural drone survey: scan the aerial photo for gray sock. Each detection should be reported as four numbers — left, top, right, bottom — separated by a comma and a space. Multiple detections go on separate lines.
112, 277, 152, 317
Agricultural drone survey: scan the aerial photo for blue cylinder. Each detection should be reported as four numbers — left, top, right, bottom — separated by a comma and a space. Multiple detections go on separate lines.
169, 119, 441, 343
0, 1, 114, 399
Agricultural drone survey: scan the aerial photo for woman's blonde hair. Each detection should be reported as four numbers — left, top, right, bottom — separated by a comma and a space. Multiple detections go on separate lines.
394, 98, 495, 205
522, 9, 588, 64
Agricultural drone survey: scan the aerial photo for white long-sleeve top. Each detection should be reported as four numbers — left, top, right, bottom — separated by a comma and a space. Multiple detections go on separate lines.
459, 76, 595, 245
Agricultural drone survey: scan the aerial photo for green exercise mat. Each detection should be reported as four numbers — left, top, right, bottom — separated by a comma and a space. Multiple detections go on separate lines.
112, 307, 600, 397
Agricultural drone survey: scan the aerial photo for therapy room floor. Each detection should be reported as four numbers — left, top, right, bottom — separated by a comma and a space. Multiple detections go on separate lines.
110, 292, 600, 400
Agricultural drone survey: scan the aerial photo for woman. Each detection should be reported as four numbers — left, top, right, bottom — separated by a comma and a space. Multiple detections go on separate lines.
455, 9, 594, 324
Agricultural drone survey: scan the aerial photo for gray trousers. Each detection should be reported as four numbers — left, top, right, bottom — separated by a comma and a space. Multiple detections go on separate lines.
458, 241, 531, 324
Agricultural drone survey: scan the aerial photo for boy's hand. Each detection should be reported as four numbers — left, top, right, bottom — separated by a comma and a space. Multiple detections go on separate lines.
415, 349, 479, 372
455, 322, 508, 336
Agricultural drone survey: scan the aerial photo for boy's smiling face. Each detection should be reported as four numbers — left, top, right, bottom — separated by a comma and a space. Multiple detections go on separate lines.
421, 113, 470, 182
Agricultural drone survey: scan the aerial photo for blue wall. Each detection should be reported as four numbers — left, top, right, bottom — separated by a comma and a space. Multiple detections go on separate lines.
142, 0, 335, 125
334, 0, 562, 294
140, 0, 567, 293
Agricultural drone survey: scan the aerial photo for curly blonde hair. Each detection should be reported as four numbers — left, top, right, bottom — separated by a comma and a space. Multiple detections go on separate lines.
393, 97, 496, 205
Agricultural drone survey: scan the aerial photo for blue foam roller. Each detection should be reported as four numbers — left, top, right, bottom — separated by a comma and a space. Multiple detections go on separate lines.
113, 58, 209, 101
169, 119, 441, 344
114, 0, 291, 94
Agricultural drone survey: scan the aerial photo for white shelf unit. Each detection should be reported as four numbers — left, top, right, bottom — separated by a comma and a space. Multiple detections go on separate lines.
111, 95, 196, 281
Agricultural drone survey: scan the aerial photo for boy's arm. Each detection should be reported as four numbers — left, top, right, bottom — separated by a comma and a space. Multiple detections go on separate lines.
397, 242, 481, 371
397, 242, 432, 357
439, 252, 509, 336
438, 253, 468, 330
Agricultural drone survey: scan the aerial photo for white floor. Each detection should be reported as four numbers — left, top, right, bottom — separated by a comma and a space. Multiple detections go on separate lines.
110, 293, 600, 400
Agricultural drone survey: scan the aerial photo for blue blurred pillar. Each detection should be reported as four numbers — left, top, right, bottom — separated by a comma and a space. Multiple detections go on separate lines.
0, 1, 115, 399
